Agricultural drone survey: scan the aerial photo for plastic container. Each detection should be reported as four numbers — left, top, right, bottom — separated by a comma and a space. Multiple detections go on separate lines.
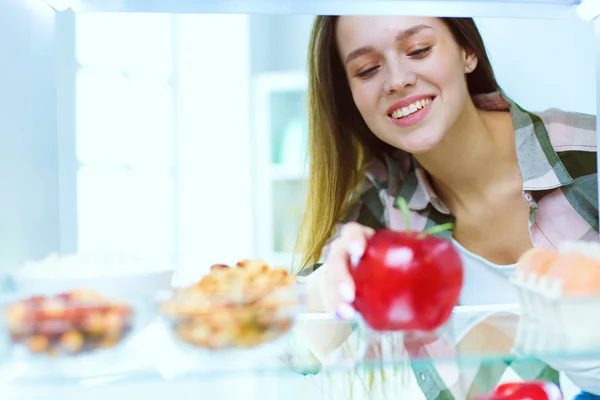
513, 316, 568, 355
511, 241, 600, 350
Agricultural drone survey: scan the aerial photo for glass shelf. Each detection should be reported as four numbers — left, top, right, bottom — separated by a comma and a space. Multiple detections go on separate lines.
71, 0, 580, 19
3, 305, 600, 390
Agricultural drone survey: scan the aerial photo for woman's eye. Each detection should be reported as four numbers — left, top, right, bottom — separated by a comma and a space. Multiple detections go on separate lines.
356, 66, 380, 78
408, 46, 432, 58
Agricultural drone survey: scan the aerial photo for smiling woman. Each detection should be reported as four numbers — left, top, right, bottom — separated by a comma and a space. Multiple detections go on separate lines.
298, 17, 511, 272
297, 15, 598, 400
336, 17, 499, 154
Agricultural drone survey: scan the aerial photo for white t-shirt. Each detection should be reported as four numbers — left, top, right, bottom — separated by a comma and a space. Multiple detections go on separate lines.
452, 239, 519, 305
451, 239, 600, 396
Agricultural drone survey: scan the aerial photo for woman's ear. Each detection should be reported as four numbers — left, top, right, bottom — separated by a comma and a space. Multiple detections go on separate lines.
463, 48, 478, 74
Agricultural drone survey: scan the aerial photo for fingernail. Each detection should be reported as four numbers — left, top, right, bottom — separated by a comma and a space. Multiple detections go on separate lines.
338, 283, 355, 303
336, 303, 356, 320
348, 241, 365, 267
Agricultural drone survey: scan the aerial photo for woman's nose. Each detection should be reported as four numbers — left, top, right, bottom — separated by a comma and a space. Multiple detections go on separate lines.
382, 63, 417, 94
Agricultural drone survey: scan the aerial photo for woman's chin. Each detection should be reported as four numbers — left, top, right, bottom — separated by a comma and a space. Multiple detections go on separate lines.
396, 136, 444, 155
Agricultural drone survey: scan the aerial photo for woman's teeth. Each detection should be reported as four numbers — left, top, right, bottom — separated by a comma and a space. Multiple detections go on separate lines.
390, 98, 432, 119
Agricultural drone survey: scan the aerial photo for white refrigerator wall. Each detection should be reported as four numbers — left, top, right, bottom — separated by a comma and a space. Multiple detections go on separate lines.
477, 11, 596, 114
0, 0, 60, 273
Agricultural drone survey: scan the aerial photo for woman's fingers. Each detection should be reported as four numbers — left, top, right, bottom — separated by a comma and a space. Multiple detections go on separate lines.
321, 222, 375, 319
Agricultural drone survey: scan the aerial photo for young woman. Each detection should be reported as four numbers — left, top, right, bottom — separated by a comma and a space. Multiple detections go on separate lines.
297, 16, 598, 399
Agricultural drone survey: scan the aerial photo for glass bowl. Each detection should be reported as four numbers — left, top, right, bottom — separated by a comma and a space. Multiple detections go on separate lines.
157, 261, 305, 358
0, 289, 153, 379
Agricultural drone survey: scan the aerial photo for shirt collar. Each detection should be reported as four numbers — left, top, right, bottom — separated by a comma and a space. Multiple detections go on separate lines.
391, 91, 574, 214
407, 157, 451, 214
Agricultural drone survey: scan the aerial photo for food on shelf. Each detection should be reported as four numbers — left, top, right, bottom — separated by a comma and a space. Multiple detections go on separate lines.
2, 290, 134, 356
547, 252, 600, 294
515, 242, 600, 295
512, 241, 600, 348
159, 259, 300, 350
515, 248, 559, 278
475, 381, 563, 400
351, 225, 463, 332
513, 241, 600, 299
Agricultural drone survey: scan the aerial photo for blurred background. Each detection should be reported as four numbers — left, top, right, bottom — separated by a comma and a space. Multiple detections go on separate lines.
0, 4, 596, 284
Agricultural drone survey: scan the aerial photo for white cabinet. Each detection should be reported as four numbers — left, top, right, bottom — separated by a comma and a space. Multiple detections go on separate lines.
252, 71, 308, 269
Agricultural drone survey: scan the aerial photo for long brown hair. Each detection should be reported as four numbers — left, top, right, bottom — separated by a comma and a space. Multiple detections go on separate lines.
296, 17, 502, 270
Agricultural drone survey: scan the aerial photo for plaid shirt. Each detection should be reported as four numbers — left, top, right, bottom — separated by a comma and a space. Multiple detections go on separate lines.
302, 92, 598, 399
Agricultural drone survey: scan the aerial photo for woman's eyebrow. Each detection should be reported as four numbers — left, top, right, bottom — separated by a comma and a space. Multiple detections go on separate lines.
344, 45, 376, 65
344, 24, 434, 66
396, 24, 433, 42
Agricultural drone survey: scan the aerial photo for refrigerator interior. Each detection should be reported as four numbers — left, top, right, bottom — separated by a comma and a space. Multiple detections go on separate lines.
0, 1, 598, 399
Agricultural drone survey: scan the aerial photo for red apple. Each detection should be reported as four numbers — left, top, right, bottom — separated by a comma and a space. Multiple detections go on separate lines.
475, 381, 564, 400
350, 229, 463, 332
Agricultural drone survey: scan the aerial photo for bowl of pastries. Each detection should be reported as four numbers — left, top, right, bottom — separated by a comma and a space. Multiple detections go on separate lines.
158, 259, 303, 352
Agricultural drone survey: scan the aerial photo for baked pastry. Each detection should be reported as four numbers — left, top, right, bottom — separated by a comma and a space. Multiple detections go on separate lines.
159, 260, 300, 350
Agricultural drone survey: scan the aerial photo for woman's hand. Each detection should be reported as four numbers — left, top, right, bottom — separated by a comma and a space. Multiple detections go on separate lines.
312, 222, 375, 319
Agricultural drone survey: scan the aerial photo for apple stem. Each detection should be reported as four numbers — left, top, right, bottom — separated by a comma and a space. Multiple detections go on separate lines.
418, 223, 454, 238
396, 197, 412, 233
396, 197, 454, 237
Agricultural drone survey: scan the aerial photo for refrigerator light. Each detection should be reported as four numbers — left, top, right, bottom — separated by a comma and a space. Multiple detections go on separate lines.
577, 0, 600, 21
44, 0, 72, 12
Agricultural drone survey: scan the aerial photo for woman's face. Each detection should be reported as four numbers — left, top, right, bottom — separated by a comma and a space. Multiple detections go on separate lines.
336, 16, 478, 154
